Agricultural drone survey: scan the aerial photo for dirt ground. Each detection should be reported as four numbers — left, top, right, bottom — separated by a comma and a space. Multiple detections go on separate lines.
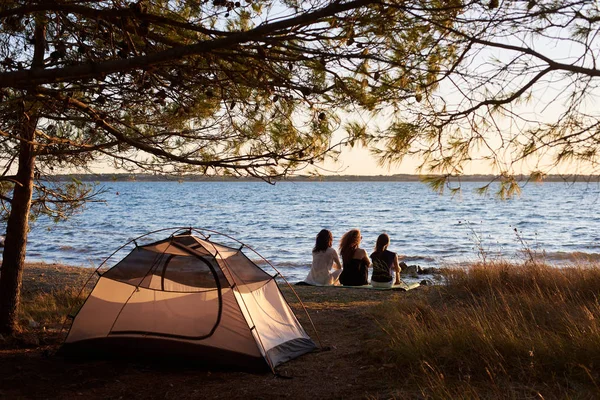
0, 264, 418, 400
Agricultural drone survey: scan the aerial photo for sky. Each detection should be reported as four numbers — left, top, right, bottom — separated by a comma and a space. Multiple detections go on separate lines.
83, 2, 599, 178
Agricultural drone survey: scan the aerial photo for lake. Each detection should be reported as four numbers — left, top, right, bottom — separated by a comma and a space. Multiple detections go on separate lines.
21, 180, 600, 283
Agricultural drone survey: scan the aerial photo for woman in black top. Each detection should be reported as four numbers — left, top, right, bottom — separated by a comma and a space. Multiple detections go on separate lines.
339, 229, 371, 286
370, 233, 401, 288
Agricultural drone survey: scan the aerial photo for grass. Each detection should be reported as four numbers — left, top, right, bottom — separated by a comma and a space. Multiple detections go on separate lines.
19, 287, 87, 331
368, 261, 600, 399
8, 261, 600, 398
7, 263, 94, 338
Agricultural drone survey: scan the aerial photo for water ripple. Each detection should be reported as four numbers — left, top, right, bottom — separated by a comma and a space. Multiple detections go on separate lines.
18, 180, 600, 283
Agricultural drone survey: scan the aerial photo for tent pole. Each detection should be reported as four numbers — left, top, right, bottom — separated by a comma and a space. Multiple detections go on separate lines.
197, 239, 276, 373
60, 227, 186, 338
188, 227, 324, 350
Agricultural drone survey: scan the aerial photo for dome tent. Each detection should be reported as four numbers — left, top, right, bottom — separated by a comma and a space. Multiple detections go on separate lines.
61, 228, 318, 371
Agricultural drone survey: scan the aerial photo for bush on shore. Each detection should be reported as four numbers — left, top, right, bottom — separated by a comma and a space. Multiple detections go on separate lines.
9, 264, 93, 338
368, 261, 600, 399
8, 261, 600, 398
19, 287, 87, 331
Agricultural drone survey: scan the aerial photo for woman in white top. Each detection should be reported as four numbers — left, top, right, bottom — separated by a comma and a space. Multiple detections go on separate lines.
304, 229, 343, 286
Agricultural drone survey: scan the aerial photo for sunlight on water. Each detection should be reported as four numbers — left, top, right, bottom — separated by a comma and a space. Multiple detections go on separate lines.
21, 180, 600, 282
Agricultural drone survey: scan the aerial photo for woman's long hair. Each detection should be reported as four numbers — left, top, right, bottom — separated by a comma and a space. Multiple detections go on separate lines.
373, 233, 390, 254
339, 229, 361, 262
313, 229, 333, 253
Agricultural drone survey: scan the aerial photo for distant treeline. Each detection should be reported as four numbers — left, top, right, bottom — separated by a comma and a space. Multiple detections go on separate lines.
48, 173, 600, 183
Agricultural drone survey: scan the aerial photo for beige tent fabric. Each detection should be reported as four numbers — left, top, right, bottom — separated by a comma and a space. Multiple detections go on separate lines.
68, 278, 261, 356
236, 280, 310, 355
64, 233, 316, 369
194, 237, 239, 259
143, 241, 190, 256
110, 287, 221, 336
219, 253, 273, 291
66, 277, 136, 343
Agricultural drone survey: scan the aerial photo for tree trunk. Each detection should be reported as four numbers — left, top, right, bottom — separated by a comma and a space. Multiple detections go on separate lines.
0, 16, 44, 335
0, 114, 37, 334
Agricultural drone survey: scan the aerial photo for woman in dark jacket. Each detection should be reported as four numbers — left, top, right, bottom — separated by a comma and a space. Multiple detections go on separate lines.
370, 233, 401, 288
338, 229, 371, 286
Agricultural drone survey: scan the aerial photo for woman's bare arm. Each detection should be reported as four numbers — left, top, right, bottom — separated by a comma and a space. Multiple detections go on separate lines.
361, 249, 371, 267
393, 254, 401, 284
332, 249, 342, 270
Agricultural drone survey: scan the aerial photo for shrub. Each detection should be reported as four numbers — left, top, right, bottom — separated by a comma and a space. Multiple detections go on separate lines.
368, 262, 600, 398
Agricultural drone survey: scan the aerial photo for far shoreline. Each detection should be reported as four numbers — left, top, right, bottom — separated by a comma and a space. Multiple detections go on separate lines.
46, 173, 600, 183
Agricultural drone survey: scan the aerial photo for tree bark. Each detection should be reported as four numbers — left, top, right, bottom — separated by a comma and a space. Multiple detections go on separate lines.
0, 16, 44, 335
0, 113, 37, 334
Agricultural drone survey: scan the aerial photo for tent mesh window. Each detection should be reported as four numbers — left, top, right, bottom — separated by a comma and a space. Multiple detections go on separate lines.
103, 246, 227, 292
161, 254, 226, 291
62, 232, 319, 371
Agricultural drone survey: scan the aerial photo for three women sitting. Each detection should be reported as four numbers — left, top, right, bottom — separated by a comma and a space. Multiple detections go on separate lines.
304, 229, 401, 287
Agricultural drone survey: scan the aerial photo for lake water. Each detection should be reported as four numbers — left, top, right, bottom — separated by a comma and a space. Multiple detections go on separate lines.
20, 180, 600, 283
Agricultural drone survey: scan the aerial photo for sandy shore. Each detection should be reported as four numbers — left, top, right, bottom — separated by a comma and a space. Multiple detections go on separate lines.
19, 262, 94, 294
0, 262, 421, 399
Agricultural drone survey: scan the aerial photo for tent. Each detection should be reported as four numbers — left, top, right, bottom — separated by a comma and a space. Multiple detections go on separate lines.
62, 229, 317, 371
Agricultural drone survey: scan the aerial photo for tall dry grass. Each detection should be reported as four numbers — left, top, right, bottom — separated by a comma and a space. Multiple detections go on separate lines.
19, 287, 88, 331
10, 263, 95, 335
369, 261, 600, 398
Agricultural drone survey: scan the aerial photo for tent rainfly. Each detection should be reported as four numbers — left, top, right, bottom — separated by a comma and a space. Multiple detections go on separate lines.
62, 230, 317, 371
